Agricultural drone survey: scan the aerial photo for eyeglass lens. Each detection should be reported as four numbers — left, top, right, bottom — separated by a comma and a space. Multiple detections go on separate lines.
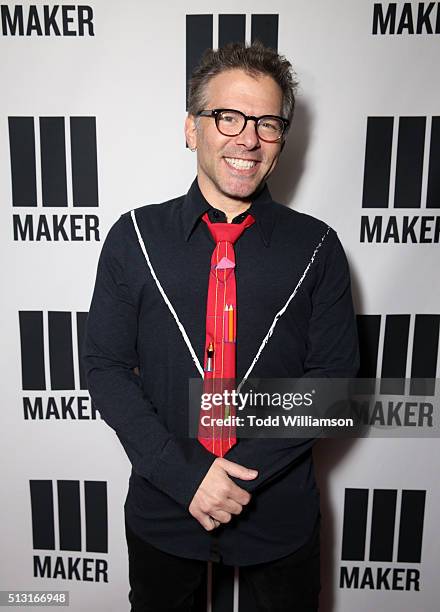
216, 110, 284, 141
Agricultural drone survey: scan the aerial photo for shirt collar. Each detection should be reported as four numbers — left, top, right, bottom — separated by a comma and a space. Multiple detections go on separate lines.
182, 177, 277, 247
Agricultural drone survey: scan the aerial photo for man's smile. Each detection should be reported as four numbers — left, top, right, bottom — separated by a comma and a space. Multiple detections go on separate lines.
223, 156, 260, 173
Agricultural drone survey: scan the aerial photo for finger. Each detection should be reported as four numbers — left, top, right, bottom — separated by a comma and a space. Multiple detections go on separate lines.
209, 509, 232, 524
192, 509, 216, 531
200, 482, 250, 510
194, 494, 242, 519
227, 481, 252, 506
219, 497, 243, 515
219, 459, 258, 480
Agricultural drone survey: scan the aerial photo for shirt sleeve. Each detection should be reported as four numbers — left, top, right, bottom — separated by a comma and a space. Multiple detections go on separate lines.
224, 230, 360, 491
82, 216, 216, 508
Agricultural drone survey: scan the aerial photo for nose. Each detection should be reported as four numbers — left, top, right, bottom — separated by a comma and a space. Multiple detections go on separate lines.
235, 118, 260, 149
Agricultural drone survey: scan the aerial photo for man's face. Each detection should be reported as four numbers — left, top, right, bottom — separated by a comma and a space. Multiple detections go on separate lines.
185, 69, 285, 203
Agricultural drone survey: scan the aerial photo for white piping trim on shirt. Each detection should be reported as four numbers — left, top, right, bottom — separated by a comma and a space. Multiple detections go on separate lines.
236, 225, 331, 393
130, 209, 331, 389
130, 209, 205, 378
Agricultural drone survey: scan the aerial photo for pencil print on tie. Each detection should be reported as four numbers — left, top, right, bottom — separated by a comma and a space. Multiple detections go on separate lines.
205, 342, 214, 373
224, 305, 235, 343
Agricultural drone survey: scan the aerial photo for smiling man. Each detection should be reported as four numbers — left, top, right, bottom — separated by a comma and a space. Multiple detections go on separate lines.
84, 42, 359, 611
186, 69, 285, 209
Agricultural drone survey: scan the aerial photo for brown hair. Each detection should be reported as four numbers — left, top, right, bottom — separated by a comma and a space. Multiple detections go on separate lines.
187, 41, 298, 124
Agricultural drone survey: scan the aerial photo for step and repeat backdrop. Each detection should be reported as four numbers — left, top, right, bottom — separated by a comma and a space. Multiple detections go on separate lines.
1, 1, 439, 610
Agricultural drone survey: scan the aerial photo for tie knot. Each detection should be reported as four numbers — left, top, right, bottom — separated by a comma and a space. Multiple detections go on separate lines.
202, 212, 255, 244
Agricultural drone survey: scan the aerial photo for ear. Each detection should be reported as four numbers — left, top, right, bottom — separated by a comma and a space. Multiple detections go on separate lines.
185, 114, 198, 150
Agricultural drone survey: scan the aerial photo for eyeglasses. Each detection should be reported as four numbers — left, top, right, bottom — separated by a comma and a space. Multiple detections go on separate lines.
196, 108, 289, 143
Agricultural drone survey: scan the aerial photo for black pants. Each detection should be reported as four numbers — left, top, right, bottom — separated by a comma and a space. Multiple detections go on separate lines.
125, 520, 320, 612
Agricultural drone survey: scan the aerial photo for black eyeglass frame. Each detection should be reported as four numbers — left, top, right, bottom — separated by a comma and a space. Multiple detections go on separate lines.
196, 108, 290, 143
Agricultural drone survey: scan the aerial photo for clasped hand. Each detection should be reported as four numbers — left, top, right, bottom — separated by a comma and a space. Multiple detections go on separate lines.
188, 458, 258, 531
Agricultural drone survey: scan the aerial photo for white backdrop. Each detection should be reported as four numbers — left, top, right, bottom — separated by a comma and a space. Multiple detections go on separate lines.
1, 1, 439, 610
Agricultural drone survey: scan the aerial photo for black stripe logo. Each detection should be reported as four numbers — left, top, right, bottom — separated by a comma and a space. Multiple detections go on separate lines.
357, 314, 440, 396
186, 14, 279, 108
9, 117, 98, 208
360, 116, 440, 243
30, 480, 107, 553
19, 311, 87, 391
362, 116, 439, 209
340, 488, 425, 591
9, 117, 100, 242
342, 488, 425, 563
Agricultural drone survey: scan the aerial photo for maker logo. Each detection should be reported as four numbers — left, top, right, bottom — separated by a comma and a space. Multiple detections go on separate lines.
186, 14, 278, 108
372, 3, 440, 35
8, 116, 100, 241
340, 488, 426, 590
19, 310, 97, 420
360, 116, 439, 243
1, 5, 94, 36
30, 479, 108, 582
356, 314, 439, 427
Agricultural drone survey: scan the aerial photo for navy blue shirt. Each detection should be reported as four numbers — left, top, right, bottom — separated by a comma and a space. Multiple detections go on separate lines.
83, 178, 359, 566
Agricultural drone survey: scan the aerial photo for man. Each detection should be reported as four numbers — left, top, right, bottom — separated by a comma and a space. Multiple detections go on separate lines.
83, 42, 359, 611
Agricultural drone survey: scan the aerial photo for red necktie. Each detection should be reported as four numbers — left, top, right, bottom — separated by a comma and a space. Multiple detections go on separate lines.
198, 211, 255, 456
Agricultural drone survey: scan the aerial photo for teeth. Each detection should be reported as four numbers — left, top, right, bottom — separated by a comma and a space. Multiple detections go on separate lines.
224, 157, 257, 170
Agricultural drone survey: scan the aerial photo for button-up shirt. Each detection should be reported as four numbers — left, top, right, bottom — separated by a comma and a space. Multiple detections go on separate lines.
83, 178, 359, 566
